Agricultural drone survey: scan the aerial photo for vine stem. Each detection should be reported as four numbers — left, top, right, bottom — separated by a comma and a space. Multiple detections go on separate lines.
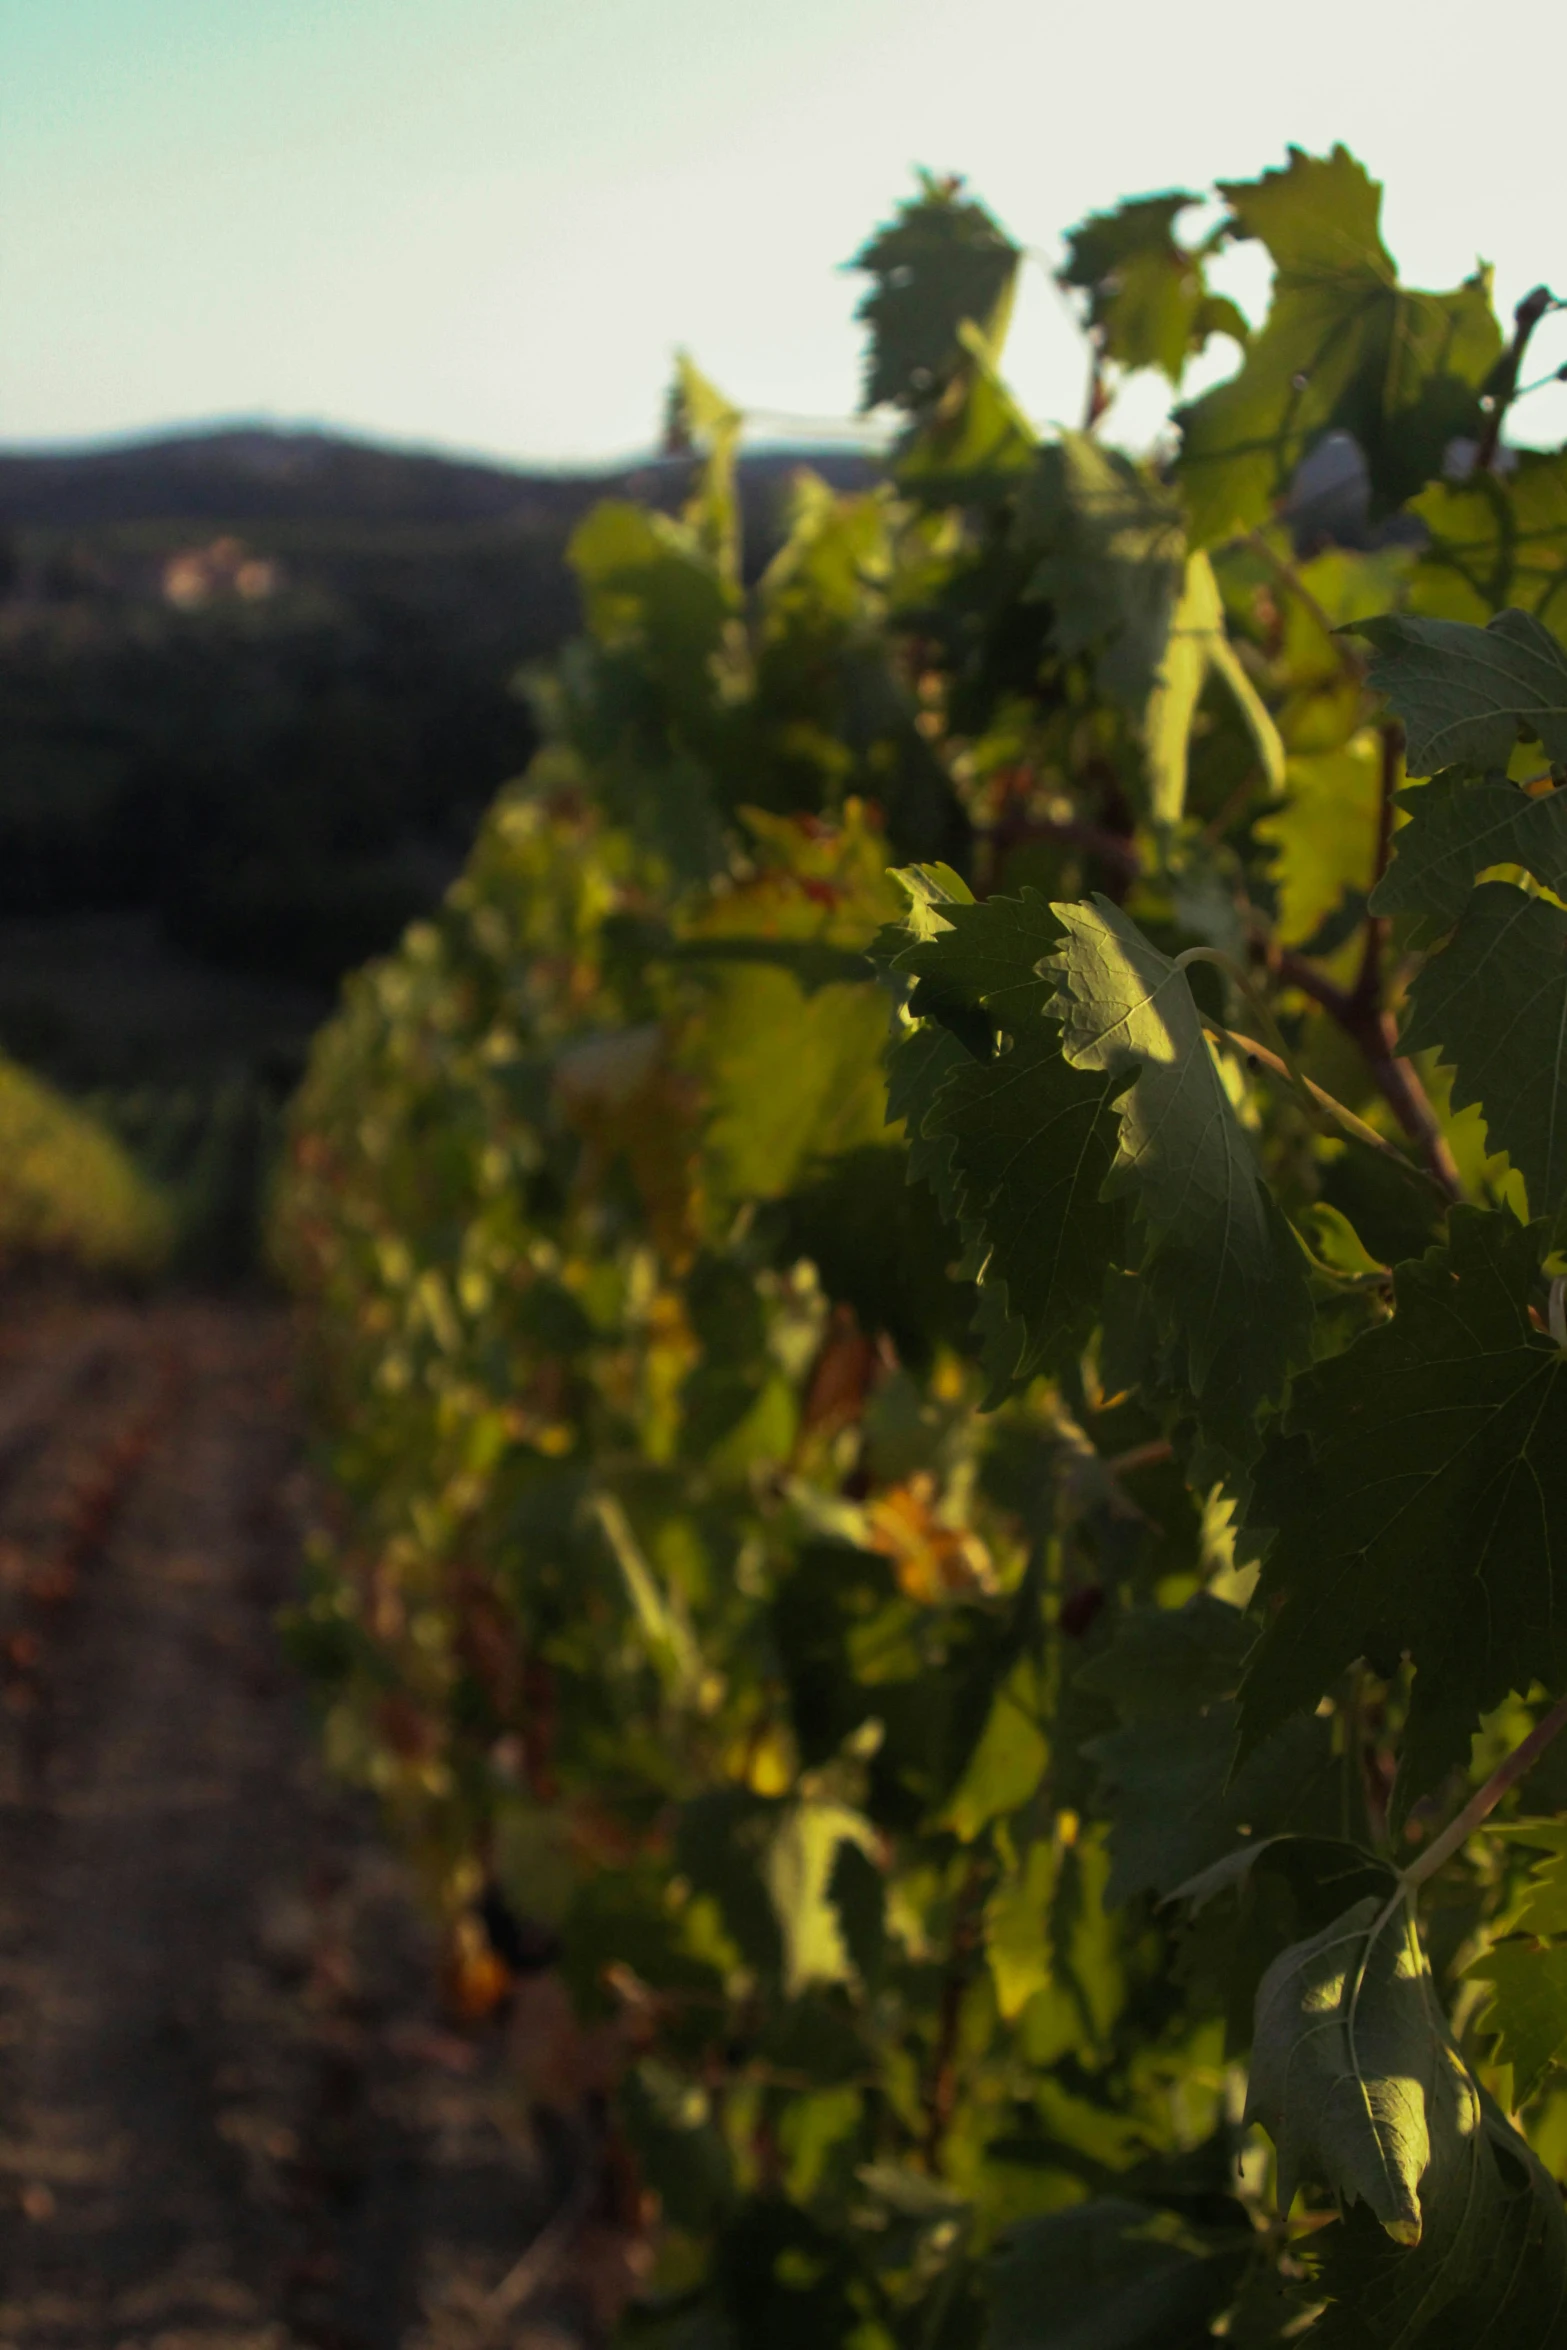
1272, 946, 1465, 1203
1200, 1018, 1448, 1204
1353, 722, 1401, 1012
1175, 944, 1444, 1200
993, 736, 1467, 1198
1242, 529, 1360, 671
1344, 1689, 1567, 2089
983, 813, 1140, 882
921, 1853, 990, 2172
1402, 1688, 1567, 1898
1268, 723, 1465, 1205
1474, 285, 1557, 475
1174, 946, 1309, 1090
1081, 329, 1112, 433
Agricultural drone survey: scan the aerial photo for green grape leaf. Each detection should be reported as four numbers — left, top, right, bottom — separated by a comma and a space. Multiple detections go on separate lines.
1400, 882, 1567, 1217
985, 1836, 1058, 2020
1049, 896, 1314, 1448
985, 2198, 1250, 2350
568, 499, 734, 690
1058, 189, 1245, 388
693, 963, 890, 1208
938, 1651, 1050, 1838
1080, 1596, 1339, 1904
1143, 550, 1286, 824
1370, 772, 1567, 944
1168, 1830, 1392, 1920
677, 1790, 787, 1977
1504, 1828, 1567, 1936
764, 1801, 880, 1997
853, 175, 1020, 413
891, 871, 1061, 1026
876, 861, 989, 1218
1302, 2093, 1567, 2347
826, 1838, 885, 1985
756, 470, 887, 631
777, 1144, 977, 1365
1351, 608, 1567, 776
665, 348, 741, 451
1239, 1209, 1567, 1799
1409, 450, 1567, 640
1252, 1905, 1567, 2346
1176, 146, 1501, 545
655, 934, 876, 993
563, 497, 737, 877
664, 351, 743, 583
1247, 1894, 1448, 2243
885, 1019, 971, 1220
1256, 735, 1383, 947
896, 321, 1038, 508
923, 1023, 1121, 1398
1467, 1941, 1567, 2105
1171, 1835, 1398, 2065
1015, 433, 1188, 708
886, 879, 1124, 1399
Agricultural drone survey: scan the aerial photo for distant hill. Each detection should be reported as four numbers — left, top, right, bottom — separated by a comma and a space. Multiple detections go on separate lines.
0, 424, 882, 1096
0, 421, 877, 536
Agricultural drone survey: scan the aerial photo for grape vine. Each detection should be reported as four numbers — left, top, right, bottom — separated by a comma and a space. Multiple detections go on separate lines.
275, 150, 1567, 2343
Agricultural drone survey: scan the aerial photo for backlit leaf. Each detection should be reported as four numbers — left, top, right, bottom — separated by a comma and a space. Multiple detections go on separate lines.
1503, 1828, 1567, 1937
938, 1652, 1049, 1839
986, 1836, 1059, 2020
1143, 550, 1286, 824
764, 1802, 880, 1996
1255, 734, 1382, 946
694, 963, 890, 1208
1059, 189, 1246, 387
1176, 146, 1500, 545
665, 351, 743, 582
1409, 451, 1567, 641
1467, 1941, 1567, 2105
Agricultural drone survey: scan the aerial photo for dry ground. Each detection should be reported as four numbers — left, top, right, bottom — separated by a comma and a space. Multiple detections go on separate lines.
0, 1286, 579, 2350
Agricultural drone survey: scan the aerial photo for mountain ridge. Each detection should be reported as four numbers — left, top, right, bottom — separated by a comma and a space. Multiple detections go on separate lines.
0, 422, 877, 533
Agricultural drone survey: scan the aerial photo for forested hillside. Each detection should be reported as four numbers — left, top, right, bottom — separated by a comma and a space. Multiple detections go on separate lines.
0, 426, 872, 1040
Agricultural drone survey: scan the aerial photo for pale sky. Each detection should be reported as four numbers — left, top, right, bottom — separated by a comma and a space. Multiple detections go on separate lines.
5, 0, 1567, 467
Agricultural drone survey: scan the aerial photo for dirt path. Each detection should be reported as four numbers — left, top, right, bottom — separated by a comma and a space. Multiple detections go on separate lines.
0, 1293, 574, 2350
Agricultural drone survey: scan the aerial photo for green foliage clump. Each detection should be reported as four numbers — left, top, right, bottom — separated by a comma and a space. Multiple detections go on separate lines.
0, 1054, 172, 1272
276, 151, 1567, 2344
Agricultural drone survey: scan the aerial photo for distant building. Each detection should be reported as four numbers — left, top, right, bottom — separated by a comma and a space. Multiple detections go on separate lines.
162, 536, 280, 610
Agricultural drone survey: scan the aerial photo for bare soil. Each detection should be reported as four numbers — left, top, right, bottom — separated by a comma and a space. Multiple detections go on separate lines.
0, 1288, 575, 2350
